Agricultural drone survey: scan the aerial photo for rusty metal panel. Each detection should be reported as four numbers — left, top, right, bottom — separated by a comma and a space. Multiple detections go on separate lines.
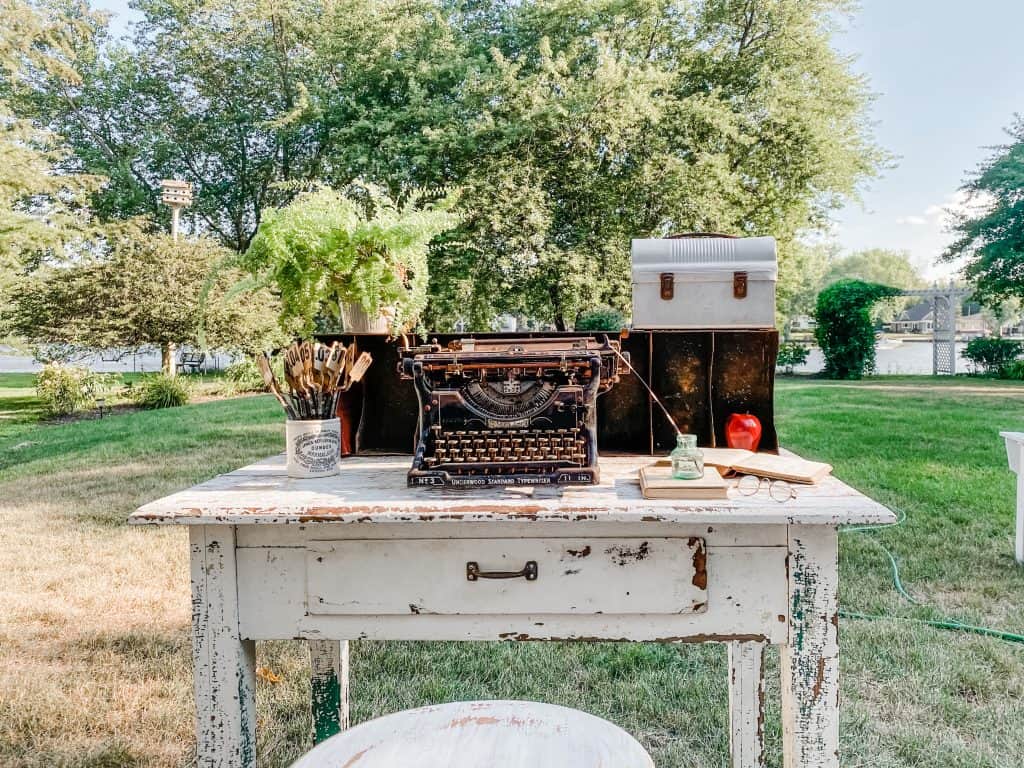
650, 331, 713, 451
710, 331, 779, 451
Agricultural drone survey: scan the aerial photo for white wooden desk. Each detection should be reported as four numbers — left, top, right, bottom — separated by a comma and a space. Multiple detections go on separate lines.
130, 454, 894, 768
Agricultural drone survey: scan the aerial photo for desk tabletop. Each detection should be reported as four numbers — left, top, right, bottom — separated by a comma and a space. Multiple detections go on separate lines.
130, 453, 895, 527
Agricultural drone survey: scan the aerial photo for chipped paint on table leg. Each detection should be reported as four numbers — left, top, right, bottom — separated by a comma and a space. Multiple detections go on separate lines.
190, 525, 256, 768
729, 640, 766, 768
781, 526, 839, 768
309, 639, 349, 742
1015, 453, 1024, 564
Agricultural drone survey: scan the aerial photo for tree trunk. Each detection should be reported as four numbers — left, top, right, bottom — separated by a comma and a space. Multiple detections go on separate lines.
162, 342, 177, 376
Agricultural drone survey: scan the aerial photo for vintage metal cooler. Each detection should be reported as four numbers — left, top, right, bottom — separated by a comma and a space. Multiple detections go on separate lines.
631, 235, 777, 329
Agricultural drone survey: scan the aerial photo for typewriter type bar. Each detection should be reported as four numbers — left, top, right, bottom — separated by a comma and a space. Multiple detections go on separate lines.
400, 336, 626, 487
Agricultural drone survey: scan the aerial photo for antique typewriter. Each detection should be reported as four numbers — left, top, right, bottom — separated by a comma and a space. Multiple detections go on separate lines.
400, 336, 626, 487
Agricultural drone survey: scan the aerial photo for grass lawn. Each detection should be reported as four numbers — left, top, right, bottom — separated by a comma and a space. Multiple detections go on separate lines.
1, 374, 1023, 767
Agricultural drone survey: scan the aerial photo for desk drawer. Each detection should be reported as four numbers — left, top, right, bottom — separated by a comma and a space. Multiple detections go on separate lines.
306, 538, 707, 616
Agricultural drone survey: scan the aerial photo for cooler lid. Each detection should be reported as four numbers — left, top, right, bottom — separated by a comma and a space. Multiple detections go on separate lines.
631, 235, 777, 277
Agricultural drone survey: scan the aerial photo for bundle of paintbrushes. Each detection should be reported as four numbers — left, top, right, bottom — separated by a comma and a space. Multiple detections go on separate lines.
258, 341, 372, 420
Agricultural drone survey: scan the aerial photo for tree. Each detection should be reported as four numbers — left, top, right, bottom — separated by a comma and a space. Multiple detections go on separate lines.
1, 220, 285, 362
824, 248, 924, 323
944, 117, 1024, 305
814, 279, 900, 379
15, 0, 885, 329
776, 241, 833, 336
429, 0, 886, 329
0, 0, 102, 296
824, 248, 923, 289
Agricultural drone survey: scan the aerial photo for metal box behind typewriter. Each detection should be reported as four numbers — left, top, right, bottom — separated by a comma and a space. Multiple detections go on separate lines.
631, 235, 777, 329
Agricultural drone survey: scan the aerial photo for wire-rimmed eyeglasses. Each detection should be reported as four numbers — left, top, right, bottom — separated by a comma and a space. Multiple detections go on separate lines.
735, 474, 796, 503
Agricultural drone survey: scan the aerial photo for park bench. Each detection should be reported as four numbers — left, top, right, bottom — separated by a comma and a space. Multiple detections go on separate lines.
176, 351, 205, 374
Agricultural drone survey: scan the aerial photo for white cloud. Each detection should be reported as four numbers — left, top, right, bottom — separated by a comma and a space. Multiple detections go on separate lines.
832, 188, 1000, 282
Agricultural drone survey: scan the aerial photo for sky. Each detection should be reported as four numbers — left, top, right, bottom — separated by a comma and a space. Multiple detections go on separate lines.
92, 0, 1024, 281
832, 0, 1024, 280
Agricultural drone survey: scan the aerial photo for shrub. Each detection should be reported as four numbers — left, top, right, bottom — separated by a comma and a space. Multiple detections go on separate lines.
963, 336, 1022, 376
575, 305, 627, 332
36, 364, 113, 416
776, 342, 810, 374
814, 280, 901, 379
223, 355, 286, 394
1005, 359, 1024, 381
134, 374, 191, 409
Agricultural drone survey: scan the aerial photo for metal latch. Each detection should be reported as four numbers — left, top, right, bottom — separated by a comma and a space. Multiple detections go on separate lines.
733, 271, 748, 299
660, 272, 674, 300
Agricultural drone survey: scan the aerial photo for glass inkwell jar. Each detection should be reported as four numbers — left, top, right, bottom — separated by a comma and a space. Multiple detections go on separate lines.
670, 433, 704, 480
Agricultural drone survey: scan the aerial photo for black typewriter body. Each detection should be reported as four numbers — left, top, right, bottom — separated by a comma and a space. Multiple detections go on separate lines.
400, 336, 625, 487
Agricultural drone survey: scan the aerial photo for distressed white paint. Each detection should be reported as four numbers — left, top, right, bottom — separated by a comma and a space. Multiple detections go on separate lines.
130, 455, 896, 528
307, 537, 706, 616
308, 639, 349, 741
290, 699, 654, 768
235, 521, 789, 547
1000, 431, 1024, 565
728, 641, 766, 768
236, 544, 788, 642
781, 527, 840, 768
189, 525, 256, 768
135, 451, 891, 768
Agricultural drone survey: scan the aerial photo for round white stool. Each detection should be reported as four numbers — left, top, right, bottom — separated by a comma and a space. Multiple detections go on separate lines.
290, 699, 654, 768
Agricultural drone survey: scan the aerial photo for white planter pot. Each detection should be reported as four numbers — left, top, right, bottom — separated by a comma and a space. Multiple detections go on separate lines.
341, 302, 391, 333
286, 418, 341, 478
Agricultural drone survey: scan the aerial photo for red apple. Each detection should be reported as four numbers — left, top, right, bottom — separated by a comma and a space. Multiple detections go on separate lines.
726, 412, 762, 452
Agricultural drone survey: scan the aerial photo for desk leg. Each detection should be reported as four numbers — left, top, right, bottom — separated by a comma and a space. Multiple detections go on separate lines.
729, 641, 766, 768
309, 639, 350, 742
189, 525, 257, 768
1016, 468, 1024, 565
781, 526, 839, 768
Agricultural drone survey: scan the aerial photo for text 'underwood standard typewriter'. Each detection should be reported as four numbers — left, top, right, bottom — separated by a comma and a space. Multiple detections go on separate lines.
400, 336, 626, 487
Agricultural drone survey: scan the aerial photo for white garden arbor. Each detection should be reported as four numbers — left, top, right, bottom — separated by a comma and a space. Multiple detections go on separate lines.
901, 285, 972, 375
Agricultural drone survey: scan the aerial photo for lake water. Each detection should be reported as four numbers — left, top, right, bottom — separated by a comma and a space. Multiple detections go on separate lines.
792, 339, 973, 375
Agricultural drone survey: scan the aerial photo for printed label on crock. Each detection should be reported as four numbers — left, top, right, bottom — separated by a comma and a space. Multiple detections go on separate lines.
292, 431, 340, 473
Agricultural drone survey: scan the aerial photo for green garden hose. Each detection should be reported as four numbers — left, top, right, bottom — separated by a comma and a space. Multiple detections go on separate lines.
841, 508, 1024, 646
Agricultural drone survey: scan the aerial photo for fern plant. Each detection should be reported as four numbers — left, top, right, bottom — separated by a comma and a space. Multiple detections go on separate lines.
238, 183, 458, 334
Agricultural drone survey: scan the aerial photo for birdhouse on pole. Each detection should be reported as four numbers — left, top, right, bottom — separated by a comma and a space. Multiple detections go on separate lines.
160, 179, 193, 240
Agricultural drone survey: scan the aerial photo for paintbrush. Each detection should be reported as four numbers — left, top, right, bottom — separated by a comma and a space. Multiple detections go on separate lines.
258, 353, 296, 419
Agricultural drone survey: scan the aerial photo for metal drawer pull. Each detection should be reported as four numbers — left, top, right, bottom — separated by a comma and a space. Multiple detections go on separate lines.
466, 560, 538, 581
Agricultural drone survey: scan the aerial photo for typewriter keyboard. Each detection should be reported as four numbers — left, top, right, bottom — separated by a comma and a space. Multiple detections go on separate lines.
425, 426, 588, 466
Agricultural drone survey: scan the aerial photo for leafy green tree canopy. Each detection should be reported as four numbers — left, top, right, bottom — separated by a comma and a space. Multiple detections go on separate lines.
814, 279, 900, 379
1, 220, 285, 357
824, 248, 924, 323
15, 0, 885, 330
824, 248, 924, 289
0, 0, 102, 293
945, 117, 1024, 305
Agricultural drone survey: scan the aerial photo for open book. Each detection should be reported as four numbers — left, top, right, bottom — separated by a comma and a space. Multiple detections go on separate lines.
700, 448, 832, 484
